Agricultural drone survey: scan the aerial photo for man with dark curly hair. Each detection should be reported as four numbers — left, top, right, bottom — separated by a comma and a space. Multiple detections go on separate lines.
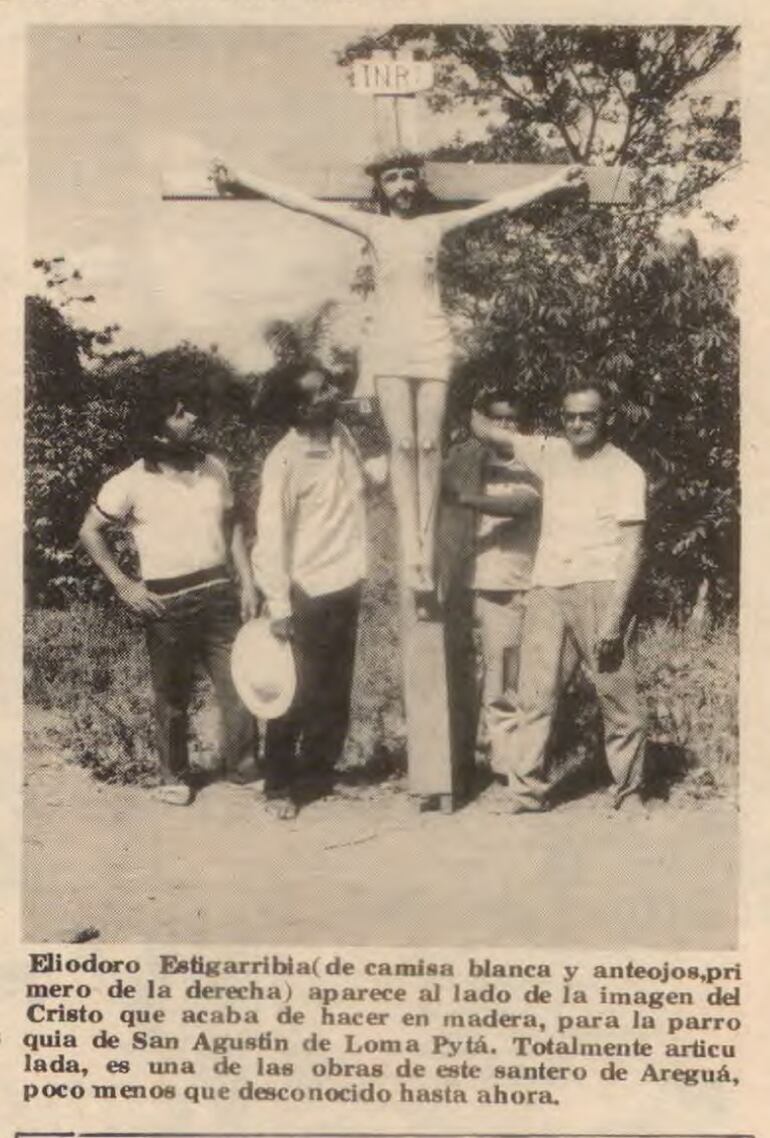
79, 366, 258, 805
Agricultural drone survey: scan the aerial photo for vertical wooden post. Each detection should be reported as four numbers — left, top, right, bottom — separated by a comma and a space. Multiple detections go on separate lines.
396, 490, 478, 811
399, 577, 455, 809
373, 95, 395, 152
354, 50, 471, 811
393, 94, 419, 152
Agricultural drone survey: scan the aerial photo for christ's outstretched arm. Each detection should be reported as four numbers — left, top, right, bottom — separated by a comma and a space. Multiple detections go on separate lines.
211, 162, 375, 241
436, 166, 584, 235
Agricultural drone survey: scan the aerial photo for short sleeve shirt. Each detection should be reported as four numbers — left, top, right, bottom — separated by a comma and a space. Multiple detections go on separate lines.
96, 456, 233, 581
513, 435, 646, 587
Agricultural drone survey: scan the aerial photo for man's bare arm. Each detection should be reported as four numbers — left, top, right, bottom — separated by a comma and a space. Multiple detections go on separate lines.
595, 522, 645, 672
229, 518, 259, 622
470, 409, 517, 456
437, 166, 584, 235
604, 522, 645, 636
450, 484, 541, 518
79, 506, 165, 616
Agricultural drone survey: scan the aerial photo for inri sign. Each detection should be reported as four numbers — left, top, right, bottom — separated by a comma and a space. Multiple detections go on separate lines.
351, 56, 435, 96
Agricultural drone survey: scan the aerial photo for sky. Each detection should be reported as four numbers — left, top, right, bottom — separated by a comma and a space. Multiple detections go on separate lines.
27, 24, 740, 372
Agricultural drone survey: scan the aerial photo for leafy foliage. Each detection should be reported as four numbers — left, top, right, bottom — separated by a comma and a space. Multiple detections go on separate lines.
338, 26, 739, 169
25, 603, 159, 784
25, 269, 142, 603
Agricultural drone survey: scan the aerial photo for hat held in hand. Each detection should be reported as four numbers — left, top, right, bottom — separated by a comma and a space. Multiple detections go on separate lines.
231, 618, 296, 719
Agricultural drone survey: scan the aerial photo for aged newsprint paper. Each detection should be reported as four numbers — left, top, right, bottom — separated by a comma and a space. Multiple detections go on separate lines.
2, 0, 769, 1137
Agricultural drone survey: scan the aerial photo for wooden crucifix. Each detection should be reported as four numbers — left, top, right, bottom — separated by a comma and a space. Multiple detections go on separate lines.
161, 53, 633, 813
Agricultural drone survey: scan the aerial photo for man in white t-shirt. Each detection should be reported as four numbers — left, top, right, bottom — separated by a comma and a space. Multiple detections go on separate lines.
252, 359, 387, 819
473, 378, 647, 813
79, 380, 258, 806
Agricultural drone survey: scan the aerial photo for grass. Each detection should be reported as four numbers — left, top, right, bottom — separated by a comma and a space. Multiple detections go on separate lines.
23, 497, 737, 802
24, 604, 738, 804
635, 618, 738, 800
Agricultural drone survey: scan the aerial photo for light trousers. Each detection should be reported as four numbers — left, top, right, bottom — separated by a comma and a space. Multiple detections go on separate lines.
507, 582, 646, 807
474, 590, 526, 774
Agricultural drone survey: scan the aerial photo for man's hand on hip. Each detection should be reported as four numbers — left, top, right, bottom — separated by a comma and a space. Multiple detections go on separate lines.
115, 578, 165, 618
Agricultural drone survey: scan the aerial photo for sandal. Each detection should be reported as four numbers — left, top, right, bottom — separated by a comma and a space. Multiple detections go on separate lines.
264, 796, 298, 821
149, 783, 194, 807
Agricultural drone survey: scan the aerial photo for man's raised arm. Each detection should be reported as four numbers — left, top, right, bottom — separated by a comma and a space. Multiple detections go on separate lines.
470, 409, 517, 456
470, 410, 547, 480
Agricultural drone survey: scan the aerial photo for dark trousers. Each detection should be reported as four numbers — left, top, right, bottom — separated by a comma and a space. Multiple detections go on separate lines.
144, 583, 256, 783
264, 583, 362, 797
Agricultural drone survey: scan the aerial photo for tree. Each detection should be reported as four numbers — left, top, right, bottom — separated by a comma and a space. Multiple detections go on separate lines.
338, 24, 740, 616
25, 294, 83, 405
25, 300, 143, 604
29, 258, 122, 377
338, 26, 738, 185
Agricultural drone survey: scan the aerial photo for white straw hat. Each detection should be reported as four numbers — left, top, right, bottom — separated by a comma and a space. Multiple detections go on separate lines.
230, 618, 296, 719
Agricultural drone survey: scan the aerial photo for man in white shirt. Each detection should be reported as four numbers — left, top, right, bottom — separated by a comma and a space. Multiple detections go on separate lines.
80, 377, 258, 806
252, 360, 386, 819
473, 378, 647, 813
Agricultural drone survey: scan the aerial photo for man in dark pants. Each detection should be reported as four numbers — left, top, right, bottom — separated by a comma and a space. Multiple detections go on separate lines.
80, 374, 258, 805
253, 359, 386, 819
264, 582, 361, 806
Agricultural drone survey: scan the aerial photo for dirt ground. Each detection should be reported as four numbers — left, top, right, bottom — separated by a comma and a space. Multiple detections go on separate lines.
22, 737, 738, 949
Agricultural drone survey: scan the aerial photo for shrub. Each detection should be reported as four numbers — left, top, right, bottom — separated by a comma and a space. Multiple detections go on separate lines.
635, 617, 738, 797
24, 603, 216, 785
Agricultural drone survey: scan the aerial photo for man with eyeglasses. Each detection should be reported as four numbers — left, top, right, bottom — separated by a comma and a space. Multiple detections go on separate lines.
472, 377, 647, 814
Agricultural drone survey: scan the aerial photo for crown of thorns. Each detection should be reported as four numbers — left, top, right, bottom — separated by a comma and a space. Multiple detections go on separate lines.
364, 151, 425, 177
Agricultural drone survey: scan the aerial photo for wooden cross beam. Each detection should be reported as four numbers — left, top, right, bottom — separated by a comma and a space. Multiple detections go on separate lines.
161, 162, 633, 206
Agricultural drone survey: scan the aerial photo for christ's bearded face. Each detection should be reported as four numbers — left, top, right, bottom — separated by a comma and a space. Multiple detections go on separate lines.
378, 165, 423, 217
